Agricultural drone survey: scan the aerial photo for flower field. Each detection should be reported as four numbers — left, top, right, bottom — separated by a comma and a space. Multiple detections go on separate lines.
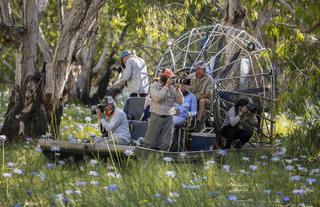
0, 91, 319, 207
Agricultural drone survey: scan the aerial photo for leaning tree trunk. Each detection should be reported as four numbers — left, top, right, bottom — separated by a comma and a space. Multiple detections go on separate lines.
44, 0, 105, 138
91, 24, 129, 105
0, 0, 106, 140
75, 26, 98, 105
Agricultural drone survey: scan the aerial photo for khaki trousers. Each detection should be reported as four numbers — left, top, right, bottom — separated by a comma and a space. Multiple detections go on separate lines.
144, 113, 174, 151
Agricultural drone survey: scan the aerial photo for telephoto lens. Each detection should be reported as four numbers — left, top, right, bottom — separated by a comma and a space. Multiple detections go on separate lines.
170, 77, 191, 85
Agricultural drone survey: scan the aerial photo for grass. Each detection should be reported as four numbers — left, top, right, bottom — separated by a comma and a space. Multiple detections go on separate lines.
0, 90, 319, 206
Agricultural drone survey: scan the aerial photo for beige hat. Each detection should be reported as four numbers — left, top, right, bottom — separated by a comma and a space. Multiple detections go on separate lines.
194, 61, 207, 69
101, 96, 115, 106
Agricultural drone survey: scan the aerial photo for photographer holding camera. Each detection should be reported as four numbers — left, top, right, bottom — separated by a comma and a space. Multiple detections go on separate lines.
220, 98, 258, 149
94, 96, 131, 145
143, 68, 184, 151
187, 61, 214, 131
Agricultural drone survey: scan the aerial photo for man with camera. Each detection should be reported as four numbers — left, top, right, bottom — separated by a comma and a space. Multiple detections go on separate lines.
94, 96, 131, 145
143, 68, 184, 151
187, 61, 214, 131
220, 98, 258, 149
172, 83, 197, 126
120, 49, 149, 97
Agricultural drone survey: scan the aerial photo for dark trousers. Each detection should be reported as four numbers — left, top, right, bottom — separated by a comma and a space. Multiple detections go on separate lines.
220, 125, 253, 148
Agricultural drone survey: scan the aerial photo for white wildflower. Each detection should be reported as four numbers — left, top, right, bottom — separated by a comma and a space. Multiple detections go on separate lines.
2, 173, 12, 178
165, 171, 176, 178
163, 157, 173, 162
13, 168, 24, 175
0, 135, 7, 142
88, 171, 99, 176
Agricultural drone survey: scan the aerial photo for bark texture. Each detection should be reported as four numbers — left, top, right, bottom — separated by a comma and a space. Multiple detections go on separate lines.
0, 0, 106, 140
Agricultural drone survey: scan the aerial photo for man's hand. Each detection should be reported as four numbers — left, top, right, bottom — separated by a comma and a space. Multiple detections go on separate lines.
97, 110, 103, 120
239, 106, 248, 116
165, 78, 173, 86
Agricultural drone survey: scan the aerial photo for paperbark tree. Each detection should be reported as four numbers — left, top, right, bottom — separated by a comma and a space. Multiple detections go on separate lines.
0, 0, 106, 140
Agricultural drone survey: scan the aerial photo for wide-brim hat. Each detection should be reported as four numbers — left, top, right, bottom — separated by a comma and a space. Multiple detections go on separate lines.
120, 49, 133, 59
160, 68, 175, 78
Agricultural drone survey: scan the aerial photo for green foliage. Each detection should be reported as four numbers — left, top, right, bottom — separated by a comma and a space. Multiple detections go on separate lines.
283, 106, 320, 158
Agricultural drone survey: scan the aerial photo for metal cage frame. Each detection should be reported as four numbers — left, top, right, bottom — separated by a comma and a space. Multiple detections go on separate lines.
155, 24, 276, 142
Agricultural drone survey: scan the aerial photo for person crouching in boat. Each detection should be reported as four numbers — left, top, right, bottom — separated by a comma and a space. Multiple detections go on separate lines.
95, 96, 131, 145
220, 98, 258, 149
143, 69, 184, 151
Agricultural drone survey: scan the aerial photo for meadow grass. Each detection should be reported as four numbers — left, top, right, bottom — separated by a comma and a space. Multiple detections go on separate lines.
0, 91, 319, 206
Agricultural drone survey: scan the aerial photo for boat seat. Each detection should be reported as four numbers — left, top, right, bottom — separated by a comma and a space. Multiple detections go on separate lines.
124, 97, 146, 120
129, 120, 148, 140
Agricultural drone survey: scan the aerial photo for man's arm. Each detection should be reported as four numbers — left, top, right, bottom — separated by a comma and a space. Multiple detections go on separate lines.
149, 83, 169, 102
229, 107, 241, 127
122, 60, 133, 81
199, 76, 214, 99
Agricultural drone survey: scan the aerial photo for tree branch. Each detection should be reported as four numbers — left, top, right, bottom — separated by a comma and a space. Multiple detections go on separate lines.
278, 0, 295, 14
92, 40, 109, 74
38, 25, 53, 63
0, 0, 14, 25
0, 23, 25, 46
302, 21, 320, 33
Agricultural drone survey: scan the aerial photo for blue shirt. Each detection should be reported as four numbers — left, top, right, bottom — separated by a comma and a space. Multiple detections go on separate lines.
173, 91, 197, 125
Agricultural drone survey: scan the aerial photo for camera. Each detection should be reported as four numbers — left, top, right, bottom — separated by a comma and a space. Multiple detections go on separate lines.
247, 103, 257, 113
169, 77, 191, 85
91, 104, 105, 115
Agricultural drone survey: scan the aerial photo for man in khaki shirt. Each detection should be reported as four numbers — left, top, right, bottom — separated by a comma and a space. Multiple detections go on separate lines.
187, 61, 213, 130
144, 69, 184, 151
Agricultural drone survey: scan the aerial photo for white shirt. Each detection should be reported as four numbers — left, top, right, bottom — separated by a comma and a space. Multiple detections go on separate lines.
100, 108, 131, 143
122, 55, 149, 94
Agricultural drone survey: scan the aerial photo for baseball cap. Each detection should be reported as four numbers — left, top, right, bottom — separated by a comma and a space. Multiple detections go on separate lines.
160, 68, 175, 78
120, 49, 133, 59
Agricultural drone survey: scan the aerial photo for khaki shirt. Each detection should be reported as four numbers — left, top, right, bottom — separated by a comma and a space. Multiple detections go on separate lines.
187, 72, 213, 99
149, 82, 184, 116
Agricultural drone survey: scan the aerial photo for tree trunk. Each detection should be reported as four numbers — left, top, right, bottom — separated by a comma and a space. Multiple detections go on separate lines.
224, 0, 246, 28
1, 0, 106, 140
222, 0, 246, 91
1, 0, 48, 139
91, 24, 129, 104
75, 26, 98, 105
45, 0, 105, 137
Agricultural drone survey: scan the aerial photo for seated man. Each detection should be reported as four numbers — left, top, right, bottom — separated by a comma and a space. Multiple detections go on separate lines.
173, 84, 197, 126
170, 84, 197, 151
95, 96, 131, 145
187, 61, 213, 131
220, 98, 258, 149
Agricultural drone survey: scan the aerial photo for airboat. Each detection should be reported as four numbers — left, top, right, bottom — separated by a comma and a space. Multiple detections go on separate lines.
40, 24, 277, 161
